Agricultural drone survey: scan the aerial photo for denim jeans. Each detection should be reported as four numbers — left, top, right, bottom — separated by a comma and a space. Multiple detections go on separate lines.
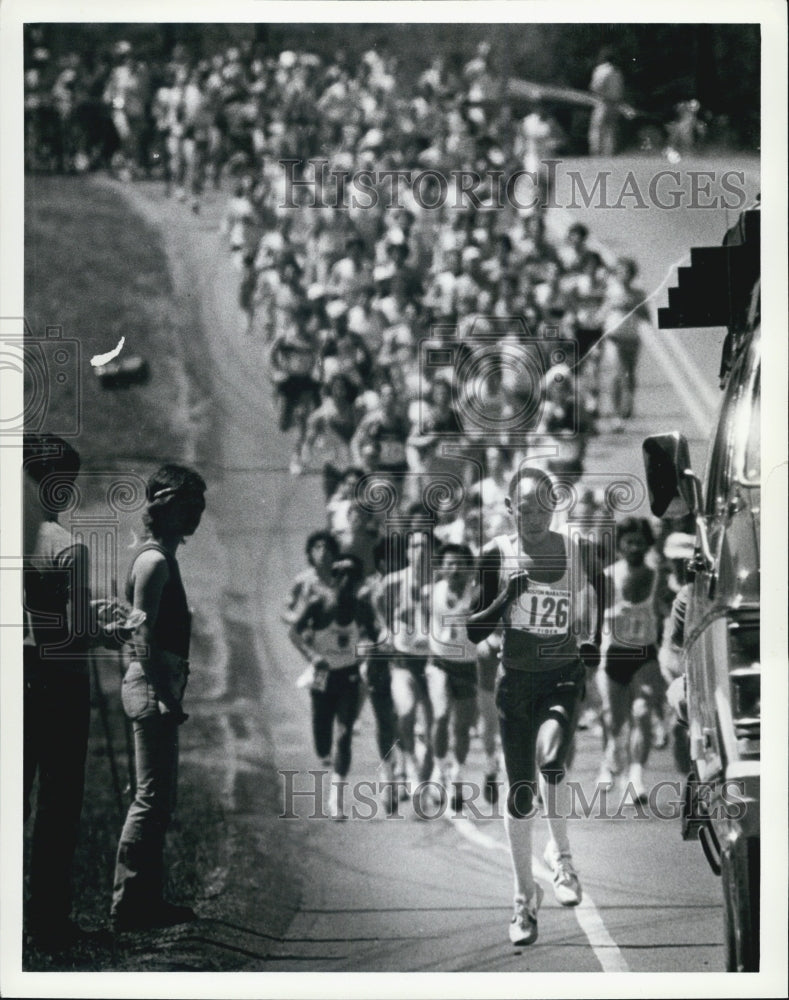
111, 662, 180, 918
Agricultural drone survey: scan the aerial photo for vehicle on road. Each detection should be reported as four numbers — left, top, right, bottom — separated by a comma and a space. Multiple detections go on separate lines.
642, 206, 761, 972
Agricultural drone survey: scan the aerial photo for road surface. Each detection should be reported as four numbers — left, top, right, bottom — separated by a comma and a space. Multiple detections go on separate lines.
111, 153, 760, 973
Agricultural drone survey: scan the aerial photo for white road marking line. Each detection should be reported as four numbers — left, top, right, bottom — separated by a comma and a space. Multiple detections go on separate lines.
657, 329, 719, 414
640, 329, 713, 436
551, 205, 720, 434
572, 893, 631, 972
448, 815, 630, 971
592, 253, 717, 436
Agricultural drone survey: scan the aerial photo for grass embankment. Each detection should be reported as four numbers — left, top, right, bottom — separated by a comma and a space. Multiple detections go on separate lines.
22, 176, 224, 971
24, 174, 202, 474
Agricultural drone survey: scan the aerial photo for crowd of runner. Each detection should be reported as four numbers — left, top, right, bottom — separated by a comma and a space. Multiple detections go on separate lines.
25, 35, 698, 947
26, 33, 692, 805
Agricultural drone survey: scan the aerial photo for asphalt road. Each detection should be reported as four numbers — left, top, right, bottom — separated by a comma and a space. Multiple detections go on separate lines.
114, 154, 761, 975
547, 153, 760, 498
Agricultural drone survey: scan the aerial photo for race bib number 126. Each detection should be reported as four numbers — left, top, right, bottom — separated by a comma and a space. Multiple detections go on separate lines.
510, 589, 571, 635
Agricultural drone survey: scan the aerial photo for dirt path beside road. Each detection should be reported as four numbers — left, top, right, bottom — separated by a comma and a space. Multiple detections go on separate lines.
23, 178, 306, 972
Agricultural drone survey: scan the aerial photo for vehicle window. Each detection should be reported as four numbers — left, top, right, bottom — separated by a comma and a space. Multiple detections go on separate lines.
743, 366, 760, 483
704, 358, 741, 515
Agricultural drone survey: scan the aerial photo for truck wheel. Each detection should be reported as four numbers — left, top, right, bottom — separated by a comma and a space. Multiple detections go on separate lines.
722, 836, 759, 971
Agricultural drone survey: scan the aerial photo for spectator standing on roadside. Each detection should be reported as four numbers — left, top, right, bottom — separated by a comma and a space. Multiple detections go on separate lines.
588, 47, 624, 157
23, 434, 92, 951
110, 464, 207, 933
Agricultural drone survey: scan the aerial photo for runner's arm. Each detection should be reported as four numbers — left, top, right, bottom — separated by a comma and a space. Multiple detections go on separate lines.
281, 571, 309, 625
579, 536, 606, 650
287, 600, 328, 669
466, 544, 521, 643
349, 414, 373, 467
355, 595, 386, 655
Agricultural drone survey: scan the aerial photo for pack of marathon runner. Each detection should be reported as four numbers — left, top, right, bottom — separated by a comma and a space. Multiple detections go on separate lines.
29, 35, 699, 952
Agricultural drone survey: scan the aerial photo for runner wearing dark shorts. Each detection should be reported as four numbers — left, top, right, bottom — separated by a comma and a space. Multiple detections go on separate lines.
269, 328, 320, 474
288, 554, 380, 819
597, 517, 670, 801
357, 537, 399, 812
468, 467, 604, 946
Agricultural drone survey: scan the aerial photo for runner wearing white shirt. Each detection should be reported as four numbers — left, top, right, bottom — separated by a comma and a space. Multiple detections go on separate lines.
425, 544, 480, 809
467, 467, 604, 946
377, 519, 435, 793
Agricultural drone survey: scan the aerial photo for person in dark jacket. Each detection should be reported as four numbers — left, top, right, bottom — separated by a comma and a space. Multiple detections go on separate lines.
23, 433, 91, 951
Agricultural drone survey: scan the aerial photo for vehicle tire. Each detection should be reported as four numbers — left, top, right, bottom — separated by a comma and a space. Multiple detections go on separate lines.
721, 835, 759, 971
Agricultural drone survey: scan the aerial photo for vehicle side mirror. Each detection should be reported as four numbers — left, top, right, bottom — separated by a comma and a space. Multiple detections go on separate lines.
642, 432, 698, 518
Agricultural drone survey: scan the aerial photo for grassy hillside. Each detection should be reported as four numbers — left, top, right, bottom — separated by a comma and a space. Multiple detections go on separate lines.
24, 175, 199, 477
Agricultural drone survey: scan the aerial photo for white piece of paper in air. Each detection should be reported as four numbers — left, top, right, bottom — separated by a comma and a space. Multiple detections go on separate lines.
90, 336, 125, 367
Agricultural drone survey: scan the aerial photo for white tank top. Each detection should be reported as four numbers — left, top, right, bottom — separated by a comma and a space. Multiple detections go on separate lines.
602, 561, 660, 650
311, 619, 362, 670
428, 578, 478, 662
388, 567, 431, 655
494, 530, 593, 670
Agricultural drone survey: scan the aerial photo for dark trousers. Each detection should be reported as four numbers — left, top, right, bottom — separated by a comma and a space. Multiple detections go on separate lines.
311, 667, 360, 777
365, 659, 397, 762
23, 657, 90, 931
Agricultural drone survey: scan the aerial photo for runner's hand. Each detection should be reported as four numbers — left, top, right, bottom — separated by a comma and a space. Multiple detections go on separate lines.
504, 570, 530, 603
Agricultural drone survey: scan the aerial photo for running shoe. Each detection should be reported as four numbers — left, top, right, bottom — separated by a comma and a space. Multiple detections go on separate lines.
394, 768, 410, 801
289, 455, 303, 476
596, 763, 616, 789
509, 884, 544, 946
628, 763, 648, 804
327, 778, 347, 821
550, 854, 583, 907
543, 839, 561, 871
448, 763, 464, 812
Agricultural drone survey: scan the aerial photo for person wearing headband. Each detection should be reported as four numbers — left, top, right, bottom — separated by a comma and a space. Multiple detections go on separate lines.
110, 464, 206, 933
